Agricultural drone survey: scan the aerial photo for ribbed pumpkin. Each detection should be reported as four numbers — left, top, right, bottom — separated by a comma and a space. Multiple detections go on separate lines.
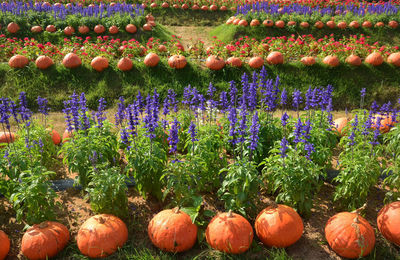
109, 25, 119, 34
168, 55, 187, 69
158, 44, 167, 52
62, 53, 81, 69
206, 210, 253, 254
326, 20, 336, 28
387, 52, 400, 67
349, 21, 360, 28
48, 129, 61, 145
0, 230, 10, 260
263, 19, 274, 27
210, 4, 217, 11
372, 115, 394, 133
206, 55, 225, 70
46, 25, 56, 32
287, 21, 296, 26
233, 18, 241, 25
62, 129, 73, 143
337, 21, 347, 29
377, 201, 400, 246
0, 132, 16, 143
77, 214, 128, 258
323, 55, 340, 67
201, 5, 208, 11
365, 52, 384, 66
7, 22, 20, 33
94, 24, 105, 34
255, 203, 303, 248
267, 51, 283, 65
31, 25, 42, 33
91, 56, 109, 72
150, 2, 157, 8
162, 2, 169, 8
78, 25, 89, 34
63, 26, 74, 36
300, 21, 309, 28
346, 54, 362, 66
300, 56, 316, 66
220, 5, 227, 11
362, 21, 373, 28
21, 221, 70, 260
248, 56, 264, 69
173, 4, 179, 8
388, 20, 399, 29
182, 3, 189, 9
35, 55, 53, 70
226, 57, 242, 67
144, 53, 160, 67
226, 17, 234, 24
332, 117, 349, 136
149, 20, 156, 27
250, 19, 260, 26
275, 20, 285, 28
117, 57, 133, 71
143, 24, 152, 31
145, 14, 155, 21
375, 21, 385, 27
325, 212, 375, 259
314, 21, 324, 29
9, 55, 29, 68
148, 208, 197, 252
238, 20, 248, 27
125, 24, 137, 33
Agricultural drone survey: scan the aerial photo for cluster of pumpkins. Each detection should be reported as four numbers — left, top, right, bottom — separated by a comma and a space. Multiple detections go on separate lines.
0, 129, 61, 146
143, 2, 235, 11
333, 115, 395, 136
1, 201, 399, 259
226, 17, 399, 30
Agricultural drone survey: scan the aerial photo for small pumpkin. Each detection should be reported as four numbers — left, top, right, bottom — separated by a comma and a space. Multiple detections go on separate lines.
109, 25, 119, 34
0, 230, 10, 260
349, 21, 360, 28
220, 6, 227, 11
337, 21, 347, 29
326, 20, 336, 28
372, 115, 394, 133
388, 20, 399, 29
345, 54, 362, 66
267, 51, 283, 65
287, 21, 296, 26
144, 53, 160, 67
206, 210, 253, 254
150, 2, 157, 8
300, 21, 309, 28
233, 18, 241, 25
248, 56, 264, 69
158, 44, 167, 52
255, 203, 303, 248
210, 4, 217, 11
365, 52, 384, 66
48, 129, 61, 145
143, 24, 152, 31
62, 129, 73, 143
0, 132, 16, 144
387, 52, 400, 67
77, 214, 128, 258
94, 24, 105, 34
323, 55, 340, 67
148, 208, 197, 252
332, 117, 350, 136
63, 26, 75, 36
377, 201, 400, 246
35, 55, 54, 70
206, 55, 225, 70
162, 2, 169, 8
201, 5, 208, 11
250, 19, 260, 26
275, 20, 285, 28
182, 3, 189, 9
238, 20, 248, 27
62, 53, 81, 69
226, 57, 242, 67
9, 55, 29, 68
146, 14, 155, 22
325, 212, 375, 258
31, 25, 42, 33
78, 25, 89, 34
263, 19, 274, 27
125, 24, 137, 33
168, 55, 187, 69
314, 21, 324, 29
362, 21, 373, 28
46, 25, 56, 32
173, 4, 179, 8
21, 221, 70, 260
117, 57, 133, 71
300, 56, 316, 66
91, 56, 109, 72
7, 22, 20, 33
375, 22, 385, 27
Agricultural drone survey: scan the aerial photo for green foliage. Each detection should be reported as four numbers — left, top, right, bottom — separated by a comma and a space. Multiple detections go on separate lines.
86, 165, 128, 218
382, 125, 400, 202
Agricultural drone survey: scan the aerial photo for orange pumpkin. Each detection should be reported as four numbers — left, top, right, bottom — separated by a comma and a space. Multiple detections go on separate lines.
373, 115, 394, 133
64, 26, 75, 36
158, 44, 167, 52
238, 20, 248, 27
21, 221, 70, 260
143, 23, 152, 31
9, 55, 29, 68
226, 57, 242, 67
206, 210, 253, 254
206, 55, 225, 70
77, 214, 128, 258
337, 21, 347, 29
375, 21, 385, 27
7, 22, 20, 33
326, 20, 336, 28
148, 208, 197, 252
0, 230, 10, 260
267, 51, 283, 65
275, 20, 285, 28
250, 19, 260, 26
125, 24, 137, 33
182, 3, 189, 9
201, 5, 208, 11
150, 2, 157, 8
365, 52, 384, 66
323, 55, 340, 67
248, 56, 264, 69
109, 25, 119, 34
377, 201, 400, 246
144, 53, 160, 67
78, 25, 89, 34
31, 25, 42, 33
94, 24, 105, 34
226, 17, 235, 25
300, 21, 309, 28
168, 55, 187, 69
173, 4, 179, 8
149, 20, 156, 27
325, 212, 375, 258
35, 55, 54, 70
145, 14, 155, 22
388, 20, 398, 29
210, 4, 217, 11
62, 129, 73, 143
332, 117, 349, 136
162, 2, 169, 8
287, 21, 296, 26
345, 55, 362, 66
220, 6, 227, 11
46, 25, 56, 32
62, 53, 81, 69
387, 52, 400, 67
255, 204, 303, 248
91, 56, 109, 72
349, 21, 360, 28
233, 18, 241, 25
0, 132, 16, 144
362, 21, 373, 28
117, 57, 133, 71
263, 19, 274, 27
300, 56, 316, 66
48, 129, 61, 145
314, 21, 324, 29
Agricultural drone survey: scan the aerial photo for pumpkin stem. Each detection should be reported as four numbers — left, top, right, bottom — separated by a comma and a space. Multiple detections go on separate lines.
173, 207, 180, 214
351, 203, 367, 215
39, 222, 48, 229
227, 210, 233, 217
265, 198, 278, 208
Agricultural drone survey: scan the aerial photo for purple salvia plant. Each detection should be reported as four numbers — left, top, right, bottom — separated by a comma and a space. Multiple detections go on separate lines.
292, 89, 303, 114
95, 98, 106, 128
293, 118, 303, 146
114, 96, 126, 127
19, 92, 32, 122
168, 118, 180, 155
281, 112, 289, 127
360, 88, 366, 108
188, 121, 198, 155
37, 96, 49, 116
280, 137, 288, 158
182, 84, 192, 108
229, 80, 237, 108
248, 111, 260, 153
228, 106, 238, 146
219, 91, 229, 114
237, 102, 248, 145
280, 88, 287, 109
79, 93, 90, 131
